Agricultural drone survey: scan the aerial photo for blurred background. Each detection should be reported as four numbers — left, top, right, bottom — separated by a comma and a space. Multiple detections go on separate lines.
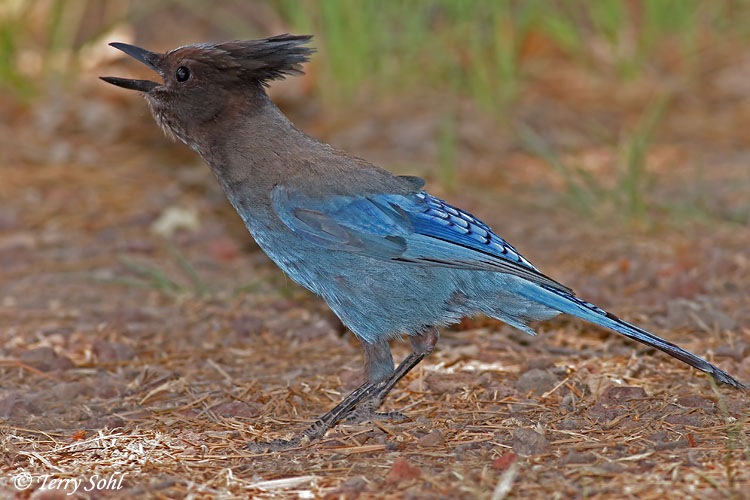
1, 2, 749, 497
2, 0, 750, 354
2, 0, 750, 380
3, 0, 750, 302
2, 0, 749, 222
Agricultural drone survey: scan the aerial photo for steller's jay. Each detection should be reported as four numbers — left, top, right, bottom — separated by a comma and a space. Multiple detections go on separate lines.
102, 34, 744, 449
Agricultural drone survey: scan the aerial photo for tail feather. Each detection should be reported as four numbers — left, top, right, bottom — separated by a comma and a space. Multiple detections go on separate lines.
517, 284, 745, 390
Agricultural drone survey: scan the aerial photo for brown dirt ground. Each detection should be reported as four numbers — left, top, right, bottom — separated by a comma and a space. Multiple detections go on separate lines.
1, 43, 749, 500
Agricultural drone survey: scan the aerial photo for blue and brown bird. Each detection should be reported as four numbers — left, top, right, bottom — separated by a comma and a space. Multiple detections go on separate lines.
102, 34, 744, 449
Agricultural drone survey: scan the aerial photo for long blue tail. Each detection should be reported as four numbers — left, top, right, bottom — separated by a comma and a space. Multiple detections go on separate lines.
517, 284, 745, 390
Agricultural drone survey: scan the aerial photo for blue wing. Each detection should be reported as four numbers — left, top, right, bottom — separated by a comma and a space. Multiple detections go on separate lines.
271, 183, 745, 389
271, 185, 572, 293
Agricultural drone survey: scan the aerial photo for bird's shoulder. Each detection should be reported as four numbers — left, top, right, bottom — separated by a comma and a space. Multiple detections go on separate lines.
272, 165, 573, 294
284, 148, 424, 199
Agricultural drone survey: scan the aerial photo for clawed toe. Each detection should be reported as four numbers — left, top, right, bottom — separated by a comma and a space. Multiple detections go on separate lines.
344, 402, 409, 424
378, 410, 408, 422
345, 410, 408, 424
246, 405, 410, 451
244, 437, 301, 452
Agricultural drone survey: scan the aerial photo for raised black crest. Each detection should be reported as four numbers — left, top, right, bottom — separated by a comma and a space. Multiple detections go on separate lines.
184, 34, 315, 86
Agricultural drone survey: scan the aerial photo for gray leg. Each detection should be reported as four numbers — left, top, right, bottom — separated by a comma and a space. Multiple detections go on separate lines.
345, 328, 439, 423
372, 328, 438, 404
362, 337, 395, 382
246, 329, 438, 451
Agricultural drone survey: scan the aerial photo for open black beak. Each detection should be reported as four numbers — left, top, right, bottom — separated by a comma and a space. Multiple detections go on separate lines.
101, 42, 164, 92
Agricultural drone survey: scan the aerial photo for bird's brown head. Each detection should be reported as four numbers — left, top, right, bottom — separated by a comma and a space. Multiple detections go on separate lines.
101, 34, 314, 145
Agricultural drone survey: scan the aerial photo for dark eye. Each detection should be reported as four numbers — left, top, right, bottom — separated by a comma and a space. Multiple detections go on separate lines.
175, 66, 190, 82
